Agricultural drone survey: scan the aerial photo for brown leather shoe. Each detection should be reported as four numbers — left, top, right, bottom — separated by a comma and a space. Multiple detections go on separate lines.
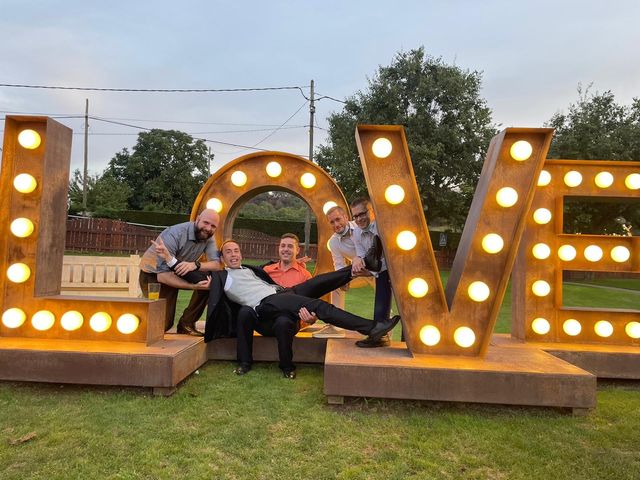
176, 322, 204, 336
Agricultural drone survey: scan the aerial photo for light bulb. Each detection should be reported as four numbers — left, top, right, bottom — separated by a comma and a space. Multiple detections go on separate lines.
468, 281, 490, 302
117, 313, 140, 334
594, 171, 614, 188
300, 173, 316, 189
230, 170, 247, 187
496, 187, 518, 208
7, 263, 31, 283
531, 280, 551, 297
558, 245, 577, 262
384, 185, 405, 205
533, 208, 552, 225
323, 201, 338, 214
419, 325, 441, 346
10, 218, 35, 238
206, 198, 223, 213
371, 137, 392, 158
594, 320, 613, 338
625, 322, 640, 339
90, 312, 112, 332
584, 245, 603, 262
532, 243, 551, 260
510, 140, 532, 161
408, 278, 429, 298
265, 161, 282, 178
396, 230, 417, 250
2, 308, 26, 328
625, 173, 640, 190
32, 310, 55, 331
537, 170, 551, 187
61, 311, 84, 331
481, 233, 504, 254
18, 129, 41, 149
610, 246, 630, 263
531, 318, 550, 335
13, 173, 37, 193
454, 327, 476, 348
563, 319, 582, 336
564, 171, 582, 187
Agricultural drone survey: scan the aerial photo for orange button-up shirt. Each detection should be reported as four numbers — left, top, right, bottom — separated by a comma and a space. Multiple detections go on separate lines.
263, 261, 312, 288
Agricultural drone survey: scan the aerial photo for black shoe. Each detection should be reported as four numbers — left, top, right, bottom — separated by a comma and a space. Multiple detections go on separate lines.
234, 364, 251, 375
368, 315, 401, 343
176, 322, 204, 336
363, 235, 383, 272
355, 333, 391, 348
282, 369, 296, 379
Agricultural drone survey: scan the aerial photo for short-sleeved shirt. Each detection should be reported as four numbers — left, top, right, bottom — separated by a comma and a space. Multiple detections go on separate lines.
139, 221, 219, 274
263, 261, 312, 288
328, 221, 358, 270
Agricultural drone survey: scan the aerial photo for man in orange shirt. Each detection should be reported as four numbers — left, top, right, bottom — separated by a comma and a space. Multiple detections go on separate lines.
263, 233, 312, 288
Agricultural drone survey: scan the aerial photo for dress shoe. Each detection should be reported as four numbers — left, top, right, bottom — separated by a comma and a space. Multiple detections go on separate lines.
234, 364, 251, 375
282, 369, 297, 379
363, 235, 383, 272
367, 315, 401, 343
176, 322, 204, 336
355, 333, 390, 348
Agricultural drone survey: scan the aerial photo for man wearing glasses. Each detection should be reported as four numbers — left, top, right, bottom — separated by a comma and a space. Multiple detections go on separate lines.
349, 197, 395, 347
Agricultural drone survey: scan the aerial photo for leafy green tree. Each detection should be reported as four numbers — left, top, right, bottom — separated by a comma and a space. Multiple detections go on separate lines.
316, 47, 496, 229
546, 88, 640, 234
68, 169, 132, 218
105, 129, 211, 213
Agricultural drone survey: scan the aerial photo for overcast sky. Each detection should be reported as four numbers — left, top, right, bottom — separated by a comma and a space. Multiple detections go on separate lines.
1, 1, 639, 176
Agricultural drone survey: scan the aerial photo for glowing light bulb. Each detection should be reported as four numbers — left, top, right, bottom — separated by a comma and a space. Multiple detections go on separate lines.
371, 137, 392, 158
537, 170, 551, 187
13, 173, 37, 193
564, 171, 582, 187
90, 312, 112, 332
117, 313, 140, 334
61, 311, 84, 331
230, 170, 247, 187
384, 185, 405, 205
454, 327, 476, 348
558, 245, 577, 262
532, 243, 551, 260
7, 263, 30, 283
419, 325, 441, 346
265, 161, 282, 178
396, 230, 417, 250
594, 171, 614, 188
531, 280, 551, 297
481, 233, 504, 254
300, 173, 316, 189
610, 246, 630, 263
206, 197, 223, 213
584, 245, 603, 262
326, 239, 332, 252
32, 310, 55, 331
468, 281, 490, 302
625, 173, 640, 190
533, 208, 552, 225
510, 140, 532, 161
323, 201, 338, 214
563, 319, 582, 336
495, 187, 518, 208
10, 218, 35, 238
594, 320, 613, 338
18, 129, 41, 149
625, 322, 640, 339
2, 308, 26, 328
408, 278, 429, 298
531, 318, 550, 335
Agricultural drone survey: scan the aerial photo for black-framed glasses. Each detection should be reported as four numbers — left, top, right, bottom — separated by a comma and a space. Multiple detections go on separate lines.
352, 211, 369, 220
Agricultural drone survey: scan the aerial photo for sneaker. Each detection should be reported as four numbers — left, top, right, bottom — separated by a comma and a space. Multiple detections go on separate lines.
312, 324, 346, 338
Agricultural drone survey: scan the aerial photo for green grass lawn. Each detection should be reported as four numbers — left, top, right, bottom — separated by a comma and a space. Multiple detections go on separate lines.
2, 269, 640, 478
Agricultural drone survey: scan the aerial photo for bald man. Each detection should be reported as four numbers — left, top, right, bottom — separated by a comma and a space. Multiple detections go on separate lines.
139, 209, 222, 335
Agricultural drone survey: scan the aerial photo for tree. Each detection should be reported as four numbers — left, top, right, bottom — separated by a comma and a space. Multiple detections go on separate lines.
68, 169, 132, 217
316, 47, 496, 230
546, 88, 640, 234
105, 129, 212, 213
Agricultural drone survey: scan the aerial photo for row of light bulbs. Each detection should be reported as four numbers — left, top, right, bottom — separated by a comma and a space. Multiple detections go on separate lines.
2, 308, 140, 334
530, 242, 632, 263
538, 169, 640, 190
3, 129, 139, 337
205, 161, 319, 213
531, 317, 640, 339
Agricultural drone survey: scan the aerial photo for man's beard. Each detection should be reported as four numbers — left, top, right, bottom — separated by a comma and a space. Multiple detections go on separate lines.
195, 225, 213, 241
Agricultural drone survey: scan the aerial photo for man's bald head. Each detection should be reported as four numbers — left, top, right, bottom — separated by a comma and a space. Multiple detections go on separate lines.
195, 209, 219, 241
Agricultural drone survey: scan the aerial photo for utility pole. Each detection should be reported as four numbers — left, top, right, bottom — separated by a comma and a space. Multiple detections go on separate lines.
82, 98, 89, 213
304, 80, 315, 255
208, 146, 213, 175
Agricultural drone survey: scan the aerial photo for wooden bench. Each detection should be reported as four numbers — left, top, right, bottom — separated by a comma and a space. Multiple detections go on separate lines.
60, 255, 142, 297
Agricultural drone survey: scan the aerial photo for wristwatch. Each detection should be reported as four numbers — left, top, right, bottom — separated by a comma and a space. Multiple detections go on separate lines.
194, 260, 201, 271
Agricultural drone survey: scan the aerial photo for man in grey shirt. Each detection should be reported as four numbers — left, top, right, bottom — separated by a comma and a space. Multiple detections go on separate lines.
139, 209, 221, 335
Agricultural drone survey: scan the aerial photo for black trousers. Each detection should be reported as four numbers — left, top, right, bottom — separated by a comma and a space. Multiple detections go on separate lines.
139, 271, 209, 331
237, 266, 374, 371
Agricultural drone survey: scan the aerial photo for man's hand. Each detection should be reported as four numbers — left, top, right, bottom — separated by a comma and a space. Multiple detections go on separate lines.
174, 261, 198, 276
195, 275, 211, 290
351, 256, 366, 275
297, 256, 312, 265
339, 283, 350, 292
151, 237, 172, 262
298, 307, 317, 326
